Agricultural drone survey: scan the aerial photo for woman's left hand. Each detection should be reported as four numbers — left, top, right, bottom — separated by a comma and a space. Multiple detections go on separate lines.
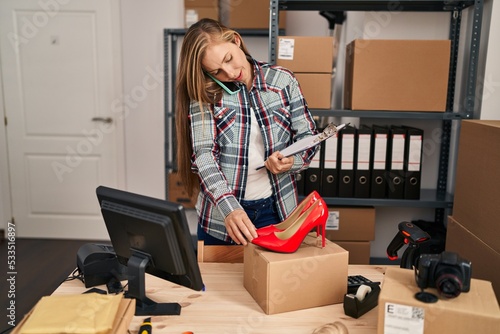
264, 151, 294, 175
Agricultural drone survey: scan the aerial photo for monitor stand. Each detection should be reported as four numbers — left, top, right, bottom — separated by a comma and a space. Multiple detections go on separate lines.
125, 253, 181, 316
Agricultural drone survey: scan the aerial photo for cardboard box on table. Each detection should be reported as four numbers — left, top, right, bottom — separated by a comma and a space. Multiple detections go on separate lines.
344, 39, 451, 112
446, 120, 500, 301
377, 267, 500, 334
446, 216, 500, 302
325, 206, 375, 264
452, 120, 500, 253
244, 234, 348, 315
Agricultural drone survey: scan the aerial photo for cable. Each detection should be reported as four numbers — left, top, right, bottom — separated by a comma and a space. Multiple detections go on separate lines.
64, 267, 84, 283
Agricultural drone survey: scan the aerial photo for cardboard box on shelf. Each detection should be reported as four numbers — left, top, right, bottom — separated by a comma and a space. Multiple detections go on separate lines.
452, 120, 500, 252
277, 36, 335, 73
325, 206, 375, 241
244, 234, 348, 315
184, 0, 219, 28
295, 73, 332, 109
446, 216, 500, 301
344, 39, 450, 112
220, 0, 286, 29
377, 267, 500, 334
168, 172, 198, 209
335, 241, 371, 264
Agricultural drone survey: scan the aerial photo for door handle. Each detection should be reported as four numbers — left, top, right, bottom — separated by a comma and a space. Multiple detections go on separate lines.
91, 117, 113, 124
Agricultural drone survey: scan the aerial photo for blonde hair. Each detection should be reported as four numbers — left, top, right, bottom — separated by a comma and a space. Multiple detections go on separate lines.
175, 18, 251, 196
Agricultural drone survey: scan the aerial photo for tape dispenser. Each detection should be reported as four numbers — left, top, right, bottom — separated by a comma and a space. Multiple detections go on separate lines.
343, 283, 381, 319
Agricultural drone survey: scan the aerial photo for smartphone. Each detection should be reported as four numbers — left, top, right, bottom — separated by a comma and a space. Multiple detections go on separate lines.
205, 72, 241, 95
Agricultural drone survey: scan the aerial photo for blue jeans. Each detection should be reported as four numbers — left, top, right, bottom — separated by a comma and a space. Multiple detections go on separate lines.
198, 196, 280, 245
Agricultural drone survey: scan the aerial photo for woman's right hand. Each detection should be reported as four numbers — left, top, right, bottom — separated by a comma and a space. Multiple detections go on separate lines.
224, 209, 258, 245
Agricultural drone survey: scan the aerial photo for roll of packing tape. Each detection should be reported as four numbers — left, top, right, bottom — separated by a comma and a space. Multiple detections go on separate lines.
355, 284, 372, 302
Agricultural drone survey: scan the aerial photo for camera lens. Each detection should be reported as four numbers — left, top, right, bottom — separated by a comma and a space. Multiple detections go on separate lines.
436, 273, 463, 298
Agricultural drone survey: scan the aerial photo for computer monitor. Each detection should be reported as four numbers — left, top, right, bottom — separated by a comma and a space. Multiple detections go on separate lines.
96, 185, 204, 316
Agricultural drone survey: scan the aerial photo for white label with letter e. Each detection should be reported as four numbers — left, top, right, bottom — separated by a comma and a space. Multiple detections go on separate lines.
384, 302, 424, 334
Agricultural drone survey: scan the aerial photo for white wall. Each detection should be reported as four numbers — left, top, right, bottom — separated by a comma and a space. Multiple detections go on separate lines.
119, 0, 183, 199
479, 0, 500, 120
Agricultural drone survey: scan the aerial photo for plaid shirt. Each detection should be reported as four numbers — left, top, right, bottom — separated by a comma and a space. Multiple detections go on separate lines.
189, 59, 318, 242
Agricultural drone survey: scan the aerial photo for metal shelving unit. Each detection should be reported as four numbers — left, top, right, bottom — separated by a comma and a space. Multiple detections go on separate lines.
268, 0, 483, 221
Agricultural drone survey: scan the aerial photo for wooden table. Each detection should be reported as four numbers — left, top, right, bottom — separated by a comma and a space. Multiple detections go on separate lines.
53, 263, 387, 334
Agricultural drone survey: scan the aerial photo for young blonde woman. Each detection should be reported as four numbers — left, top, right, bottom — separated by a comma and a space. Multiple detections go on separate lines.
176, 18, 318, 246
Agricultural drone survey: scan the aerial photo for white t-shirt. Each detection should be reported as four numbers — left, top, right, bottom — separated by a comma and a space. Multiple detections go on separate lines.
245, 108, 273, 200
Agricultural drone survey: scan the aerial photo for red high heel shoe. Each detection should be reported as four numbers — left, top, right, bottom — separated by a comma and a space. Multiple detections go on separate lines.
256, 191, 320, 236
251, 198, 327, 253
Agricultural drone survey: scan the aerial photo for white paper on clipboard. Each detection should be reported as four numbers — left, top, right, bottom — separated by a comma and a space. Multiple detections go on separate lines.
256, 123, 348, 170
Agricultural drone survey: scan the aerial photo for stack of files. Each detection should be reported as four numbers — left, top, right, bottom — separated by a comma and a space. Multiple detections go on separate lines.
297, 124, 423, 201
386, 126, 406, 199
354, 125, 372, 198
337, 125, 356, 198
403, 126, 423, 199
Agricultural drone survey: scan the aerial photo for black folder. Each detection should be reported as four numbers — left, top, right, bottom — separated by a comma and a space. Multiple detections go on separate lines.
296, 171, 305, 196
354, 125, 372, 198
402, 126, 424, 199
337, 125, 356, 198
386, 125, 406, 199
370, 125, 389, 198
304, 140, 322, 194
320, 133, 339, 198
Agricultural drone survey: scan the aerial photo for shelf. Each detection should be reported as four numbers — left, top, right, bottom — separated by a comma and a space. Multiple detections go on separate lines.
165, 28, 285, 37
308, 189, 453, 208
309, 109, 465, 120
278, 0, 476, 12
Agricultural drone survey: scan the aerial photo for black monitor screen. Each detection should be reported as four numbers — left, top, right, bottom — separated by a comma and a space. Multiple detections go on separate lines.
96, 185, 204, 315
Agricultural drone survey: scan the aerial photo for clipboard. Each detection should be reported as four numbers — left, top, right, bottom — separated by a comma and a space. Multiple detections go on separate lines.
256, 123, 348, 170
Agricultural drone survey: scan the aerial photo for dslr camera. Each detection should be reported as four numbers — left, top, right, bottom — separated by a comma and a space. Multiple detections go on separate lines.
415, 251, 472, 298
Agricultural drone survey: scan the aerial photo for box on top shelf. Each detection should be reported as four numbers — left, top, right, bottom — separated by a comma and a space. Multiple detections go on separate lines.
244, 233, 348, 314
220, 0, 286, 30
344, 39, 451, 112
184, 0, 219, 28
378, 267, 500, 334
277, 36, 335, 73
452, 120, 500, 252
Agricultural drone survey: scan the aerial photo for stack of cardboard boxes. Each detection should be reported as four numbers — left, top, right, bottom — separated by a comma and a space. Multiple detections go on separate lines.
445, 120, 500, 301
277, 36, 335, 109
325, 207, 375, 264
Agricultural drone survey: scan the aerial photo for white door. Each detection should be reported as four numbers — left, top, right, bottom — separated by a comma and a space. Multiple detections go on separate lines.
0, 0, 124, 239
